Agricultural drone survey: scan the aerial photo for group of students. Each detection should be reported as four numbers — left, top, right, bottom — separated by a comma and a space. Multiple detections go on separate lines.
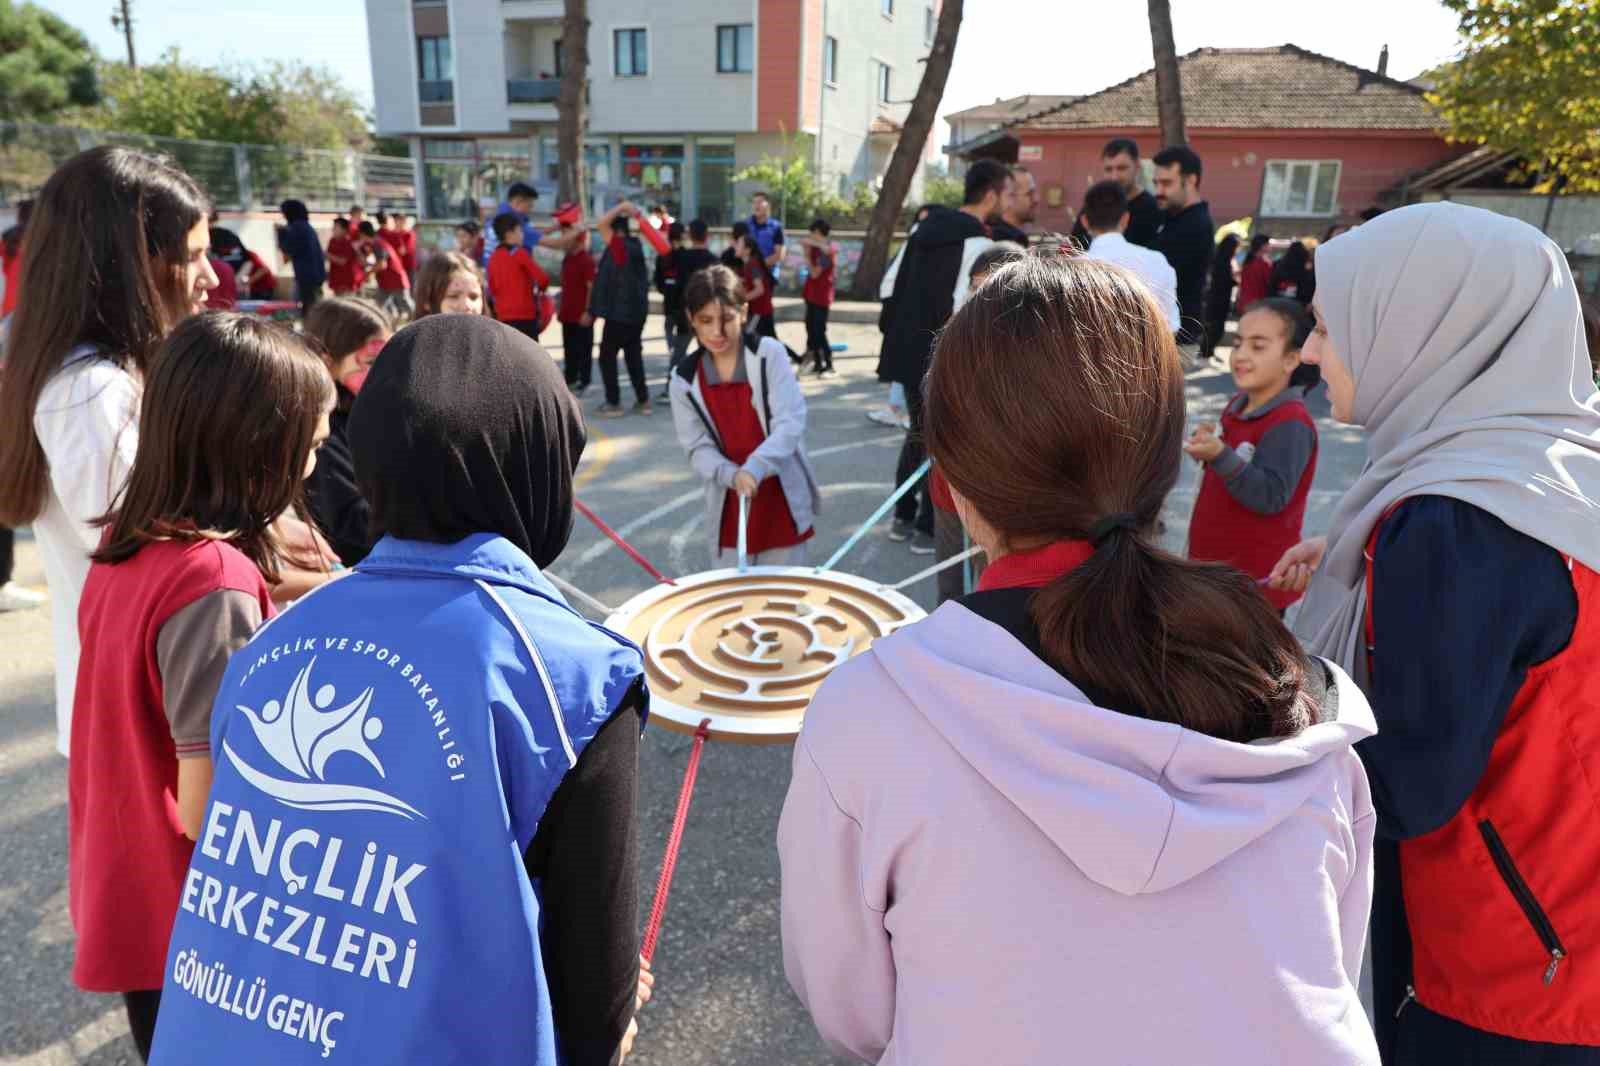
4, 141, 1600, 1066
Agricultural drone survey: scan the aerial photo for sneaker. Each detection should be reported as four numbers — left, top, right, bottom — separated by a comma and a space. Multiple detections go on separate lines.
909, 531, 936, 555
867, 407, 900, 427
657, 388, 671, 401
633, 400, 654, 416
0, 581, 46, 612
888, 518, 913, 542
597, 403, 626, 419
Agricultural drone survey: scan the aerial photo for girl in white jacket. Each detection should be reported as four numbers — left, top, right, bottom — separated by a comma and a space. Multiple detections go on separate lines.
669, 264, 820, 567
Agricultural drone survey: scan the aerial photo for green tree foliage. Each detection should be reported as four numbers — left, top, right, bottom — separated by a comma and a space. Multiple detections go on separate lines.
735, 149, 852, 227
1429, 0, 1600, 191
921, 172, 964, 208
0, 0, 100, 120
74, 49, 378, 152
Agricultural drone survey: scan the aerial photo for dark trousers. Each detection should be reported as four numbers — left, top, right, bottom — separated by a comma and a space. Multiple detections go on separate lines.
1200, 305, 1231, 361
753, 312, 802, 362
893, 383, 934, 535
297, 281, 323, 317
562, 321, 593, 387
598, 319, 647, 406
0, 525, 12, 585
124, 989, 161, 1062
805, 302, 832, 369
504, 319, 540, 343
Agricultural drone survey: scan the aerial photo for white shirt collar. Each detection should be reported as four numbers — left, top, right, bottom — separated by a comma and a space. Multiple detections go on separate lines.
1087, 231, 1128, 251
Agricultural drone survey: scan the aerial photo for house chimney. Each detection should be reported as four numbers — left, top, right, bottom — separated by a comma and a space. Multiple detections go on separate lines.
1378, 44, 1390, 77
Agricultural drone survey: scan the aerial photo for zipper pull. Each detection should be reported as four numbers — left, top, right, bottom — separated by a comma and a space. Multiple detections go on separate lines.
1394, 985, 1417, 1019
1545, 949, 1566, 986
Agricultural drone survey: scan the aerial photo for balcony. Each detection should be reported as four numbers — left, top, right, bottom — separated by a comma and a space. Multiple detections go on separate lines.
501, 0, 562, 21
507, 78, 561, 104
419, 80, 454, 103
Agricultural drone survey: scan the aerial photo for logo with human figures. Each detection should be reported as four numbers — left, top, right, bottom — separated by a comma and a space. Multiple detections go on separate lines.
222, 657, 424, 820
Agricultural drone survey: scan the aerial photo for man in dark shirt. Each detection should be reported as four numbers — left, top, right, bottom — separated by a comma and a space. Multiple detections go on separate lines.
1070, 138, 1162, 250
1152, 144, 1215, 349
989, 165, 1036, 247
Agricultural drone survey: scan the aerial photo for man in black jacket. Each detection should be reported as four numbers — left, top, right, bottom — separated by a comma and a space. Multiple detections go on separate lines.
989, 165, 1036, 247
1152, 144, 1215, 349
880, 158, 1010, 554
1070, 138, 1162, 251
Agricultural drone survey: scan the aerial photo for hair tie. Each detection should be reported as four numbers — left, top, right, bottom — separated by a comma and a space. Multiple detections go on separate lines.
1088, 512, 1139, 548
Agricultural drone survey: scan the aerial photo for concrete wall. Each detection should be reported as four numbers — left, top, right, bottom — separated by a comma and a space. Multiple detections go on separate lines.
588, 0, 758, 134
367, 0, 422, 135
452, 0, 513, 133
816, 0, 931, 198
1017, 126, 1464, 235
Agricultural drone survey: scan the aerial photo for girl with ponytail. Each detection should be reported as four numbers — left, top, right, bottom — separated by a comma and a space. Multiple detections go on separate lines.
779, 253, 1381, 1065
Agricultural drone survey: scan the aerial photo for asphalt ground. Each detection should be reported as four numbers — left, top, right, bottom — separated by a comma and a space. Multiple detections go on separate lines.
0, 316, 1367, 1064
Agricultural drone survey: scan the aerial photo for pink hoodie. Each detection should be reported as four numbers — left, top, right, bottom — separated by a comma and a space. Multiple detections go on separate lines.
778, 600, 1380, 1065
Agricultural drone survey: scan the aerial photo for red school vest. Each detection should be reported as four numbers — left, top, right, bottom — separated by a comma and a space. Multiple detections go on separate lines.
1187, 394, 1316, 610
69, 539, 274, 992
1366, 512, 1600, 1044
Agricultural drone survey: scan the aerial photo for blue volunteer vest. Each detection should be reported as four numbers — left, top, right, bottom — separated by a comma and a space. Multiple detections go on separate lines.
149, 534, 645, 1065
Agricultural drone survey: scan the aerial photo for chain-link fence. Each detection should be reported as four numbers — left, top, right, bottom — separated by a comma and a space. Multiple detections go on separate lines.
0, 122, 416, 213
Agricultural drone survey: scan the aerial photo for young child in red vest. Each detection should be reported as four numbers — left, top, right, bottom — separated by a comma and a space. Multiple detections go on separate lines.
1185, 297, 1318, 611
487, 211, 552, 341
69, 312, 332, 1061
800, 217, 837, 376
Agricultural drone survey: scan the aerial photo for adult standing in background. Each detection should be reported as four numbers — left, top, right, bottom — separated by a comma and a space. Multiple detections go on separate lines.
878, 159, 1008, 555
1071, 138, 1162, 250
1200, 233, 1241, 362
1080, 179, 1180, 333
1152, 145, 1215, 348
748, 192, 786, 281
1270, 204, 1600, 1064
485, 182, 569, 263
989, 166, 1037, 247
277, 199, 326, 313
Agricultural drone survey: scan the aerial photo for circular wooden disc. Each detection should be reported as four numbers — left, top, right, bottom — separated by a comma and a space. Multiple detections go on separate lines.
605, 567, 926, 744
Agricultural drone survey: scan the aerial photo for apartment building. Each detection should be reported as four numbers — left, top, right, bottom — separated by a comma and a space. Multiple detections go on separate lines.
368, 0, 941, 223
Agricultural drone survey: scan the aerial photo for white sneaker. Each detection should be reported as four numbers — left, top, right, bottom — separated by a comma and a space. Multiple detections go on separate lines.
866, 406, 899, 427
0, 581, 46, 612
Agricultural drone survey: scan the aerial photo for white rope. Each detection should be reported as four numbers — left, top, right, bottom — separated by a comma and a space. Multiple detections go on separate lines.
547, 572, 619, 619
886, 546, 985, 592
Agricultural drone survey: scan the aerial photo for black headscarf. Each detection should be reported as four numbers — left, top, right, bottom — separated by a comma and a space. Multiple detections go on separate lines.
349, 314, 585, 568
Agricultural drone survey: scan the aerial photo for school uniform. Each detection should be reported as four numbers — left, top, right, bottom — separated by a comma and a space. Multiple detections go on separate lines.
373, 242, 413, 319
803, 243, 836, 372
72, 539, 273, 1052
558, 245, 597, 389
670, 335, 820, 567
488, 244, 551, 341
1187, 388, 1318, 610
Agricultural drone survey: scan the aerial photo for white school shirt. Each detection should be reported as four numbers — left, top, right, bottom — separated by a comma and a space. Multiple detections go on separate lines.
32, 347, 140, 756
1085, 232, 1181, 333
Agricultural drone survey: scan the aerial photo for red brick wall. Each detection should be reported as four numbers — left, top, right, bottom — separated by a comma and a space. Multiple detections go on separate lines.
1022, 127, 1465, 236
799, 0, 822, 131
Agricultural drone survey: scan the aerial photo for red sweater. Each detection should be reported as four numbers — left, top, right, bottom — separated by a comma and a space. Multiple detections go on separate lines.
488, 245, 550, 322
70, 539, 274, 991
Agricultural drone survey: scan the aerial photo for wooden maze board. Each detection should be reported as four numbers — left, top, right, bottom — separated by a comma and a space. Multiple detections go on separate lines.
605, 567, 925, 743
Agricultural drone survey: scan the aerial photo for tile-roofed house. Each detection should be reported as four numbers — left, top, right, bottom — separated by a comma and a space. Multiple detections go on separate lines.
949, 44, 1470, 236
944, 94, 1076, 175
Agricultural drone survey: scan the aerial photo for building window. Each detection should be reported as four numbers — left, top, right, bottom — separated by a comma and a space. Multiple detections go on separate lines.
554, 39, 563, 78
881, 0, 894, 16
716, 24, 754, 73
418, 36, 453, 102
1260, 160, 1341, 216
614, 28, 648, 77
925, 6, 935, 44
876, 61, 891, 104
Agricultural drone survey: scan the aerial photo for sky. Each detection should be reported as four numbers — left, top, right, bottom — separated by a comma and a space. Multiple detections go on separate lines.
45, 0, 1465, 127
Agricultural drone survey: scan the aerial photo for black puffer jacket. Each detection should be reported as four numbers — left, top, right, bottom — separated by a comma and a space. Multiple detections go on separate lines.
877, 206, 991, 387
591, 237, 649, 325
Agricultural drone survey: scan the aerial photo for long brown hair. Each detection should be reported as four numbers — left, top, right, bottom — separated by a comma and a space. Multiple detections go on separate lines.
0, 146, 210, 525
92, 312, 334, 582
413, 251, 483, 318
925, 254, 1312, 743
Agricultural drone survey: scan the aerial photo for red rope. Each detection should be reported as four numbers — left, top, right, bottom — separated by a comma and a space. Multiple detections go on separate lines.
574, 499, 677, 586
640, 719, 711, 963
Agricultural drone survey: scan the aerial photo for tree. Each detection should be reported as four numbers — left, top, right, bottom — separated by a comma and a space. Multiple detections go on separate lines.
0, 0, 101, 121
556, 0, 590, 208
1147, 0, 1185, 148
1429, 0, 1600, 192
849, 0, 963, 300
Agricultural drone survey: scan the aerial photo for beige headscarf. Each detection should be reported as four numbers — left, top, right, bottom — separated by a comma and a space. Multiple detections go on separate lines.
1294, 202, 1600, 685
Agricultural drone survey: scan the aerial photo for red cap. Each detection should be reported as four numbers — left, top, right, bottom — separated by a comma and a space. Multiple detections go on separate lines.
554, 201, 582, 227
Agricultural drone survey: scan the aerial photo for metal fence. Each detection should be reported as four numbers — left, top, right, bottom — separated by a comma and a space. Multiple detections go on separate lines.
0, 121, 417, 214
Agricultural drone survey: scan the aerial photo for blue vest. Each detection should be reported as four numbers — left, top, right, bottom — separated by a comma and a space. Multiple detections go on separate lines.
149, 534, 644, 1065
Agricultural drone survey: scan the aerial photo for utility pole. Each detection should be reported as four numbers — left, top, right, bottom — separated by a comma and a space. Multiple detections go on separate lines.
110, 0, 136, 69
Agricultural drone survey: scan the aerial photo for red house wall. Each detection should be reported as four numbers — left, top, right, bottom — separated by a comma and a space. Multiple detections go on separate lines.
1020, 127, 1464, 235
